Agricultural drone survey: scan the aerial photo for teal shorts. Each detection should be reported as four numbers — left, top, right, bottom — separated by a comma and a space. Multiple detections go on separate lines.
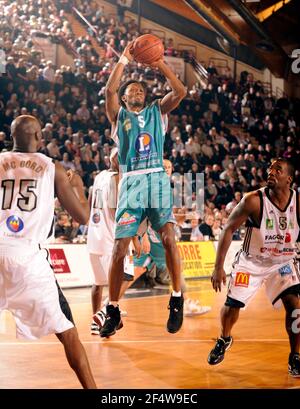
133, 253, 151, 268
150, 241, 166, 270
115, 171, 175, 239
133, 241, 166, 269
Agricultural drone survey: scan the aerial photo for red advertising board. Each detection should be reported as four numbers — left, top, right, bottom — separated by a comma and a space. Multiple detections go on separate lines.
48, 248, 71, 274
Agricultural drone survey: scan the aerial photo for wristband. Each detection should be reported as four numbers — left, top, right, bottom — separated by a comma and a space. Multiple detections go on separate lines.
119, 55, 129, 66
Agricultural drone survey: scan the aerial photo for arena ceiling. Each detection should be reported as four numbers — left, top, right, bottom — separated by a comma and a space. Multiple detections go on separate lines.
150, 0, 299, 78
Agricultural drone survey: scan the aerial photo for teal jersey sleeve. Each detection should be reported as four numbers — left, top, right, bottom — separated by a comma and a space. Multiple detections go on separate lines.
114, 100, 168, 174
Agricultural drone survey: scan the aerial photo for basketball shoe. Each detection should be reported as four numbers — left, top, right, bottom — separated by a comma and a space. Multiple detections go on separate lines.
184, 299, 211, 317
90, 310, 106, 335
288, 353, 300, 377
100, 304, 123, 338
102, 297, 128, 317
167, 294, 184, 333
207, 336, 233, 365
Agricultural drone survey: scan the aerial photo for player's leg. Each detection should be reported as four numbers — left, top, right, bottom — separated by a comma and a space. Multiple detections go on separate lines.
119, 266, 147, 298
109, 237, 132, 303
281, 292, 300, 374
282, 292, 300, 377
157, 223, 184, 333
100, 237, 131, 338
89, 253, 110, 335
100, 175, 145, 337
91, 284, 103, 314
158, 222, 181, 292
54, 282, 97, 388
208, 255, 262, 365
265, 262, 300, 376
6, 249, 97, 388
56, 327, 97, 388
207, 298, 240, 366
176, 258, 211, 317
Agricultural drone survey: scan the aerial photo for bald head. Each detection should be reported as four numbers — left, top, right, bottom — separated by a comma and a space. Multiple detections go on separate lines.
11, 115, 42, 152
163, 159, 172, 177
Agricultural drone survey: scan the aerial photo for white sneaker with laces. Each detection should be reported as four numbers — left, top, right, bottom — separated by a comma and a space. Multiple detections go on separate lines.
184, 299, 211, 317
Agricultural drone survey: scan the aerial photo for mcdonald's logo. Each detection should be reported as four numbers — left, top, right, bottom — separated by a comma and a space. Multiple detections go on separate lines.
235, 272, 250, 287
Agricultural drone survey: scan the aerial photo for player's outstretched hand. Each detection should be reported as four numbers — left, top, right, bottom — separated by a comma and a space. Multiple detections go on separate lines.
211, 267, 226, 292
147, 58, 164, 69
122, 40, 134, 62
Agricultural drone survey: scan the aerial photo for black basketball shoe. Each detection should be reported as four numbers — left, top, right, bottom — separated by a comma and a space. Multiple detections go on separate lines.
99, 304, 123, 338
167, 294, 184, 333
288, 353, 300, 377
207, 336, 233, 365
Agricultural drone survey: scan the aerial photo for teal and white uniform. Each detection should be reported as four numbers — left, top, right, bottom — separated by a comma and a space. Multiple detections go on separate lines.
113, 99, 175, 238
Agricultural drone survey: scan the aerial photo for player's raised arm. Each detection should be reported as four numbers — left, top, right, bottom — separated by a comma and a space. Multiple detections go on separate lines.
149, 59, 187, 115
211, 192, 260, 292
55, 162, 90, 225
105, 41, 134, 123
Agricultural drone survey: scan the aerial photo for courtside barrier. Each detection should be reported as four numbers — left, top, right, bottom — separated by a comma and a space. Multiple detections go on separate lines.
44, 241, 243, 288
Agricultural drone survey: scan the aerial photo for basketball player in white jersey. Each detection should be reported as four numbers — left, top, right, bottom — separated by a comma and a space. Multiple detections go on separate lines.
0, 115, 97, 388
87, 147, 147, 335
208, 158, 300, 377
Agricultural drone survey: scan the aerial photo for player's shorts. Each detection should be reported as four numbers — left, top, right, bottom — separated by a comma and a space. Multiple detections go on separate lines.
115, 171, 175, 239
0, 246, 74, 340
150, 241, 166, 270
89, 253, 134, 285
89, 254, 112, 285
134, 253, 152, 268
227, 250, 300, 309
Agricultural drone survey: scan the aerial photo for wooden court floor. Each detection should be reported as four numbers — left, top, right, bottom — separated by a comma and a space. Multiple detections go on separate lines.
0, 278, 299, 389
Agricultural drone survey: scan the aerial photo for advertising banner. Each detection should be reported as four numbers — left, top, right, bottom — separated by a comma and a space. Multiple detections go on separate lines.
177, 241, 216, 278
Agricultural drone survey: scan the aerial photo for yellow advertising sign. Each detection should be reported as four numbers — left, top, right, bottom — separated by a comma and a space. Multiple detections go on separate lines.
177, 241, 216, 278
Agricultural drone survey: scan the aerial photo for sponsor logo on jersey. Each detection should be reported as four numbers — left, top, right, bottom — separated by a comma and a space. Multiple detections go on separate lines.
92, 212, 100, 224
123, 118, 132, 132
235, 272, 250, 287
290, 206, 293, 213
278, 264, 292, 276
266, 218, 274, 229
6, 215, 24, 233
260, 247, 295, 255
265, 234, 284, 241
135, 132, 153, 156
285, 232, 291, 243
118, 212, 136, 226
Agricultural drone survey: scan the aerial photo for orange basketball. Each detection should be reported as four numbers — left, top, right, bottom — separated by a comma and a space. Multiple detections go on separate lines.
132, 34, 164, 64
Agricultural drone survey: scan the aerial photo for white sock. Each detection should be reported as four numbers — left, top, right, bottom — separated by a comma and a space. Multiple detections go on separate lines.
102, 297, 109, 307
172, 290, 182, 297
109, 301, 118, 307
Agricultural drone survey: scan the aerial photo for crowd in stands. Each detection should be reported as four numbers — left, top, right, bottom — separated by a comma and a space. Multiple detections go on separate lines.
1, 0, 299, 244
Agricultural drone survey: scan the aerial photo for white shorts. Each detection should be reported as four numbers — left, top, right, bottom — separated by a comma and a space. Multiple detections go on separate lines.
227, 251, 300, 308
89, 253, 112, 285
0, 247, 74, 340
89, 253, 134, 285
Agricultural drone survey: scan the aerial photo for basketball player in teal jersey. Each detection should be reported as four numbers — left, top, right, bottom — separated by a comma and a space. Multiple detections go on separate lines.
100, 41, 187, 337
